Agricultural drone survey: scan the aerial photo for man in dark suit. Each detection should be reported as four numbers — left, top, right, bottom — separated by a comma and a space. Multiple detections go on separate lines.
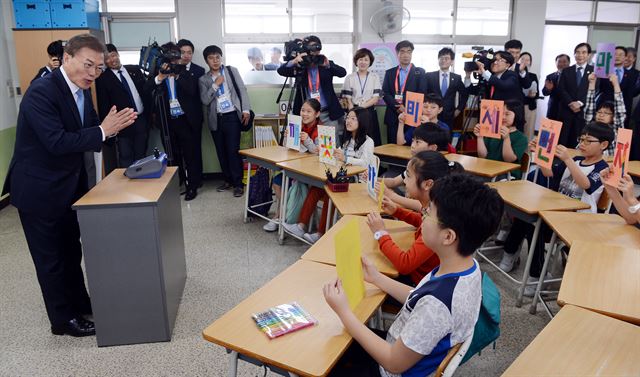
425, 47, 468, 128
177, 39, 205, 188
597, 46, 639, 117
542, 53, 571, 121
96, 44, 149, 173
144, 42, 201, 201
468, 51, 521, 102
31, 40, 63, 84
382, 40, 426, 144
2, 34, 136, 337
278, 35, 346, 138
557, 42, 594, 147
504, 39, 533, 97
621, 47, 640, 129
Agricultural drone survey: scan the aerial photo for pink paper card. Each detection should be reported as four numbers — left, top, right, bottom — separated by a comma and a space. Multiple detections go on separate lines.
404, 91, 424, 127
604, 129, 632, 186
535, 118, 562, 170
479, 99, 503, 139
594, 43, 616, 79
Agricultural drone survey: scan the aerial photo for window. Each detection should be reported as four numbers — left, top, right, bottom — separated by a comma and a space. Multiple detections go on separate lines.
411, 45, 447, 73
224, 0, 288, 34
292, 0, 353, 33
102, 0, 175, 13
596, 2, 640, 24
109, 20, 173, 49
545, 0, 593, 22
392, 0, 454, 35
456, 0, 510, 36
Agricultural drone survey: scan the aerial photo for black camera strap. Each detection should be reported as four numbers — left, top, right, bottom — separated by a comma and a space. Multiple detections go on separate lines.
226, 66, 244, 110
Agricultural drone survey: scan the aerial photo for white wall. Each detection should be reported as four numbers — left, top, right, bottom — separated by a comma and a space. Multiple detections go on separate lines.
176, 0, 223, 69
512, 0, 547, 76
0, 0, 19, 130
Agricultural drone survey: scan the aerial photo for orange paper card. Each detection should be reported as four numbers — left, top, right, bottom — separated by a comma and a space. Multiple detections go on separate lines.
479, 99, 504, 139
535, 118, 562, 170
404, 91, 424, 127
604, 128, 632, 186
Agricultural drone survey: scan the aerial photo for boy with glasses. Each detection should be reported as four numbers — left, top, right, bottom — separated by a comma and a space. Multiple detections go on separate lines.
584, 72, 626, 155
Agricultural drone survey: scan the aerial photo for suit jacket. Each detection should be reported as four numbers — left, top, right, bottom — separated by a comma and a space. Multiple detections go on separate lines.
557, 64, 594, 118
184, 63, 205, 131
199, 65, 251, 131
425, 70, 468, 126
2, 68, 103, 219
95, 64, 148, 137
31, 66, 51, 84
143, 67, 200, 128
487, 69, 522, 102
382, 64, 427, 127
277, 61, 346, 120
542, 71, 561, 120
596, 67, 640, 114
522, 72, 539, 110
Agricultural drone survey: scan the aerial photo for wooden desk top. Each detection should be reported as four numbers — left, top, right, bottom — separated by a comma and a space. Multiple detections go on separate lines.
73, 167, 177, 208
628, 160, 640, 178
502, 305, 640, 376
276, 156, 366, 182
202, 260, 386, 377
446, 154, 520, 178
374, 144, 413, 160
240, 146, 311, 164
325, 183, 379, 216
558, 240, 640, 325
487, 180, 590, 215
301, 215, 415, 278
539, 211, 640, 247
567, 148, 614, 162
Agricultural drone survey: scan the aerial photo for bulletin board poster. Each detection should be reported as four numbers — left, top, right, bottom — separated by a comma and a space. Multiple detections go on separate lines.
479, 99, 504, 139
594, 43, 616, 79
604, 128, 632, 187
535, 118, 562, 170
359, 43, 398, 105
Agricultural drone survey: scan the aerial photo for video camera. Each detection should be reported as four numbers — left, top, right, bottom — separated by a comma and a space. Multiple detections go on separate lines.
283, 38, 325, 67
139, 41, 186, 77
463, 47, 496, 73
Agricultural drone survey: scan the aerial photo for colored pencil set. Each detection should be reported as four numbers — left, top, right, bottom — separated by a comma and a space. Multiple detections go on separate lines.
252, 302, 317, 339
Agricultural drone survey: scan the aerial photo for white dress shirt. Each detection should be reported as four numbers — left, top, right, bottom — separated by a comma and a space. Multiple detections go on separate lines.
111, 67, 144, 114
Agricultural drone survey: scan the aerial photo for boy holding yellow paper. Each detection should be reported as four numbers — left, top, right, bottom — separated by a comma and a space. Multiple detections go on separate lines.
324, 174, 504, 376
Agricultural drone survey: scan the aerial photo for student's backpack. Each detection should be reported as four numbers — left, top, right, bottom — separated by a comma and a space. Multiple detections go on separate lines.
461, 272, 501, 364
285, 181, 308, 224
248, 167, 272, 218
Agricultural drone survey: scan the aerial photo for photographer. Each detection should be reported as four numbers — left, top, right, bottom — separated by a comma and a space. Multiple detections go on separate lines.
31, 40, 64, 84
465, 51, 522, 101
143, 42, 200, 201
277, 36, 347, 139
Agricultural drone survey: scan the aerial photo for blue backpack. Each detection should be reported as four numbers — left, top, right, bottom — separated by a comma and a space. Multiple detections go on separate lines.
461, 272, 501, 364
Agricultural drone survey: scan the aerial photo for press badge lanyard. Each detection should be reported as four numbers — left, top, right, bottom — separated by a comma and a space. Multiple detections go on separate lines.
217, 66, 225, 95
357, 72, 369, 96
308, 68, 321, 99
395, 64, 412, 97
165, 76, 184, 118
216, 66, 234, 112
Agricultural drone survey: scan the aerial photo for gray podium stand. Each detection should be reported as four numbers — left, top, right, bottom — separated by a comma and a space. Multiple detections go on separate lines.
73, 167, 186, 347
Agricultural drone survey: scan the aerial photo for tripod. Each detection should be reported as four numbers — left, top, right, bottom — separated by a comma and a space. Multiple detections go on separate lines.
456, 80, 488, 151
152, 87, 174, 165
275, 71, 306, 146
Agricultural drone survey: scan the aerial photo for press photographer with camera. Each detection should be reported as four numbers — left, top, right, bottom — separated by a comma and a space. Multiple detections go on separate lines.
277, 36, 347, 139
465, 51, 522, 103
143, 42, 200, 201
32, 40, 64, 84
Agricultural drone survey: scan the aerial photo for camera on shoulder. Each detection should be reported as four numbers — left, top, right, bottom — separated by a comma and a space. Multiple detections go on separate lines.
283, 37, 325, 67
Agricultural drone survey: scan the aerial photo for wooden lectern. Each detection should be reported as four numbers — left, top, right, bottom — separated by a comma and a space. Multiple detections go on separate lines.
73, 167, 186, 347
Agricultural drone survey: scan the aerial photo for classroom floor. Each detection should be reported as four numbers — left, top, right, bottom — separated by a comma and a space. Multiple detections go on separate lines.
0, 180, 555, 376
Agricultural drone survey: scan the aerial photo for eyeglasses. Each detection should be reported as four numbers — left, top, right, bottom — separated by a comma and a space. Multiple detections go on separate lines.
577, 137, 601, 145
494, 58, 507, 64
74, 54, 104, 75
421, 204, 442, 225
596, 110, 613, 116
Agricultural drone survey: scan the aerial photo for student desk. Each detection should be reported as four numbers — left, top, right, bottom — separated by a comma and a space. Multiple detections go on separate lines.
502, 305, 640, 377
202, 260, 386, 377
484, 181, 590, 307
557, 240, 640, 326
240, 146, 310, 223
301, 214, 415, 278
374, 144, 414, 168
628, 160, 640, 178
324, 183, 378, 227
445, 154, 520, 181
529, 211, 640, 315
276, 156, 366, 245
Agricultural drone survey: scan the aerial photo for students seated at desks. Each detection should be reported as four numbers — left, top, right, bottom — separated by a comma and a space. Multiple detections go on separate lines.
383, 126, 450, 212
397, 94, 453, 152
602, 169, 640, 226
283, 107, 375, 244
584, 72, 626, 156
263, 99, 322, 232
323, 174, 504, 377
367, 151, 464, 285
498, 122, 614, 293
473, 100, 528, 179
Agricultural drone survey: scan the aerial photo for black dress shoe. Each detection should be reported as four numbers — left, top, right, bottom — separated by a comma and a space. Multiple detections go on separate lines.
185, 189, 198, 201
233, 186, 244, 198
216, 182, 232, 192
51, 317, 96, 337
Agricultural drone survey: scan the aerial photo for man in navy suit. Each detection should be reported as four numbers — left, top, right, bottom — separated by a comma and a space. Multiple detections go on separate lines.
504, 39, 533, 97
466, 51, 521, 102
177, 39, 206, 189
425, 47, 468, 128
31, 40, 64, 84
96, 43, 149, 172
542, 54, 571, 121
597, 46, 640, 117
2, 34, 136, 337
556, 42, 594, 147
382, 40, 426, 144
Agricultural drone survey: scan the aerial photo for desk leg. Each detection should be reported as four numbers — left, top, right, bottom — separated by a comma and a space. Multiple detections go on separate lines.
228, 350, 239, 377
529, 232, 558, 314
278, 172, 289, 245
516, 217, 542, 307
243, 161, 252, 223
326, 199, 333, 230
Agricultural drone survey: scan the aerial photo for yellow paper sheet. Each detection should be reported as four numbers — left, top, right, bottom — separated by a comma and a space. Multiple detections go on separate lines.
377, 181, 385, 212
335, 219, 365, 310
